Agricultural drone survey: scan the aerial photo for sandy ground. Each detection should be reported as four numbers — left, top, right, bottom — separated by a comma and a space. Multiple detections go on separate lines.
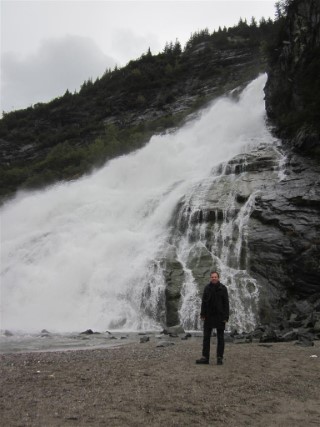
0, 337, 319, 426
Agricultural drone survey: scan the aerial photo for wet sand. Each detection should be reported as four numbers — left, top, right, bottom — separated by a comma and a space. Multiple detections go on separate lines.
1, 337, 319, 426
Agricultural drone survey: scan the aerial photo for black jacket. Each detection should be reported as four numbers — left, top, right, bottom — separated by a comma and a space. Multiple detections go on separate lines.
200, 281, 229, 329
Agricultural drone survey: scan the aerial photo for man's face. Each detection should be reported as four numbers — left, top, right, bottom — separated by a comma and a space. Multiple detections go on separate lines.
210, 273, 219, 284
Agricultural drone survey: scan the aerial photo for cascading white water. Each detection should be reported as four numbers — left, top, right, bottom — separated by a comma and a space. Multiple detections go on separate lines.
0, 75, 274, 333
175, 186, 261, 332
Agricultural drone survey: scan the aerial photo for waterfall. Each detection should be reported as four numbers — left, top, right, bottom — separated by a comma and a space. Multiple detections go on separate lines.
172, 181, 260, 332
0, 75, 275, 333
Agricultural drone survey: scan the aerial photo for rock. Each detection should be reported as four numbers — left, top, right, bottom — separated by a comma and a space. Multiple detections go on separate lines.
260, 0, 320, 327
234, 337, 249, 344
162, 325, 185, 335
259, 328, 278, 343
224, 334, 234, 343
140, 336, 150, 343
308, 312, 320, 332
248, 152, 320, 325
264, 0, 320, 156
4, 330, 14, 337
163, 254, 185, 327
297, 329, 315, 342
288, 319, 303, 328
294, 337, 314, 347
233, 332, 253, 344
280, 330, 298, 342
80, 329, 100, 335
251, 327, 265, 339
81, 329, 94, 335
181, 333, 192, 340
156, 341, 175, 348
314, 320, 320, 333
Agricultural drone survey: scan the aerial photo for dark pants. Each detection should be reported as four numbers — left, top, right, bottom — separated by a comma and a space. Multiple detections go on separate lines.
202, 324, 225, 361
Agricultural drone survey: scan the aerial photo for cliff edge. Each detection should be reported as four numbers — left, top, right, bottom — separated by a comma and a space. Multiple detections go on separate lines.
264, 0, 320, 155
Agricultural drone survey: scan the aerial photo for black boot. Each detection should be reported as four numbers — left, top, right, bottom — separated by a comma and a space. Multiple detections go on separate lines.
217, 357, 223, 365
196, 357, 209, 364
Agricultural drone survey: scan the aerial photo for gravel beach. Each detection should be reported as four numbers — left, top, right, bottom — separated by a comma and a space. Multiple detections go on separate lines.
1, 337, 319, 426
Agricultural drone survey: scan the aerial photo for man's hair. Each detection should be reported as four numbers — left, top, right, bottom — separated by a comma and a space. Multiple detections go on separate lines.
210, 271, 220, 278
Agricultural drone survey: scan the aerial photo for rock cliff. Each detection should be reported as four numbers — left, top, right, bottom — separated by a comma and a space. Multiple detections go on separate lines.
260, 0, 320, 326
264, 0, 320, 155
162, 140, 320, 331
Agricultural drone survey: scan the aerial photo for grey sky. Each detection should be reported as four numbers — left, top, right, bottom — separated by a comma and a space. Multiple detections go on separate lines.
1, 0, 276, 113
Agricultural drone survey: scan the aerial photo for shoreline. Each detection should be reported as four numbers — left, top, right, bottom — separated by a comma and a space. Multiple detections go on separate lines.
0, 333, 138, 355
1, 338, 319, 426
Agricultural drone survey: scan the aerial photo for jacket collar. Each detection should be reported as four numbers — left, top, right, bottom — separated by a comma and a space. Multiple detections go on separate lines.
209, 281, 221, 288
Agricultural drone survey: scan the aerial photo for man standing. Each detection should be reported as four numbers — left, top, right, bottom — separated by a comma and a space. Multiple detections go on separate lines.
196, 271, 229, 365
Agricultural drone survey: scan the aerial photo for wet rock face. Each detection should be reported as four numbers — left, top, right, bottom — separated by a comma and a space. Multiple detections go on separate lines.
248, 151, 320, 323
261, 0, 320, 326
163, 143, 283, 330
163, 142, 320, 329
163, 254, 185, 327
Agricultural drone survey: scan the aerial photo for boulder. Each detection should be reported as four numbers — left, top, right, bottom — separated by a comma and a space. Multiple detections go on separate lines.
156, 341, 175, 348
162, 325, 185, 335
295, 337, 314, 347
279, 330, 298, 342
162, 251, 185, 327
314, 320, 320, 333
81, 329, 94, 335
259, 328, 278, 343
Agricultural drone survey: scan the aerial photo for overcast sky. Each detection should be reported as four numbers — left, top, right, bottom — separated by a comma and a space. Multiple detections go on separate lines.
1, 0, 276, 113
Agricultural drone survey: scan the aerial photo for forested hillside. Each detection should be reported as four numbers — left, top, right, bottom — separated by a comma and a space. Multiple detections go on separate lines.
0, 17, 278, 200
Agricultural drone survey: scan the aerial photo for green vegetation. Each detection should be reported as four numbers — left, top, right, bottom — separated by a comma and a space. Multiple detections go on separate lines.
0, 17, 280, 200
265, 0, 320, 151
0, 114, 190, 198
